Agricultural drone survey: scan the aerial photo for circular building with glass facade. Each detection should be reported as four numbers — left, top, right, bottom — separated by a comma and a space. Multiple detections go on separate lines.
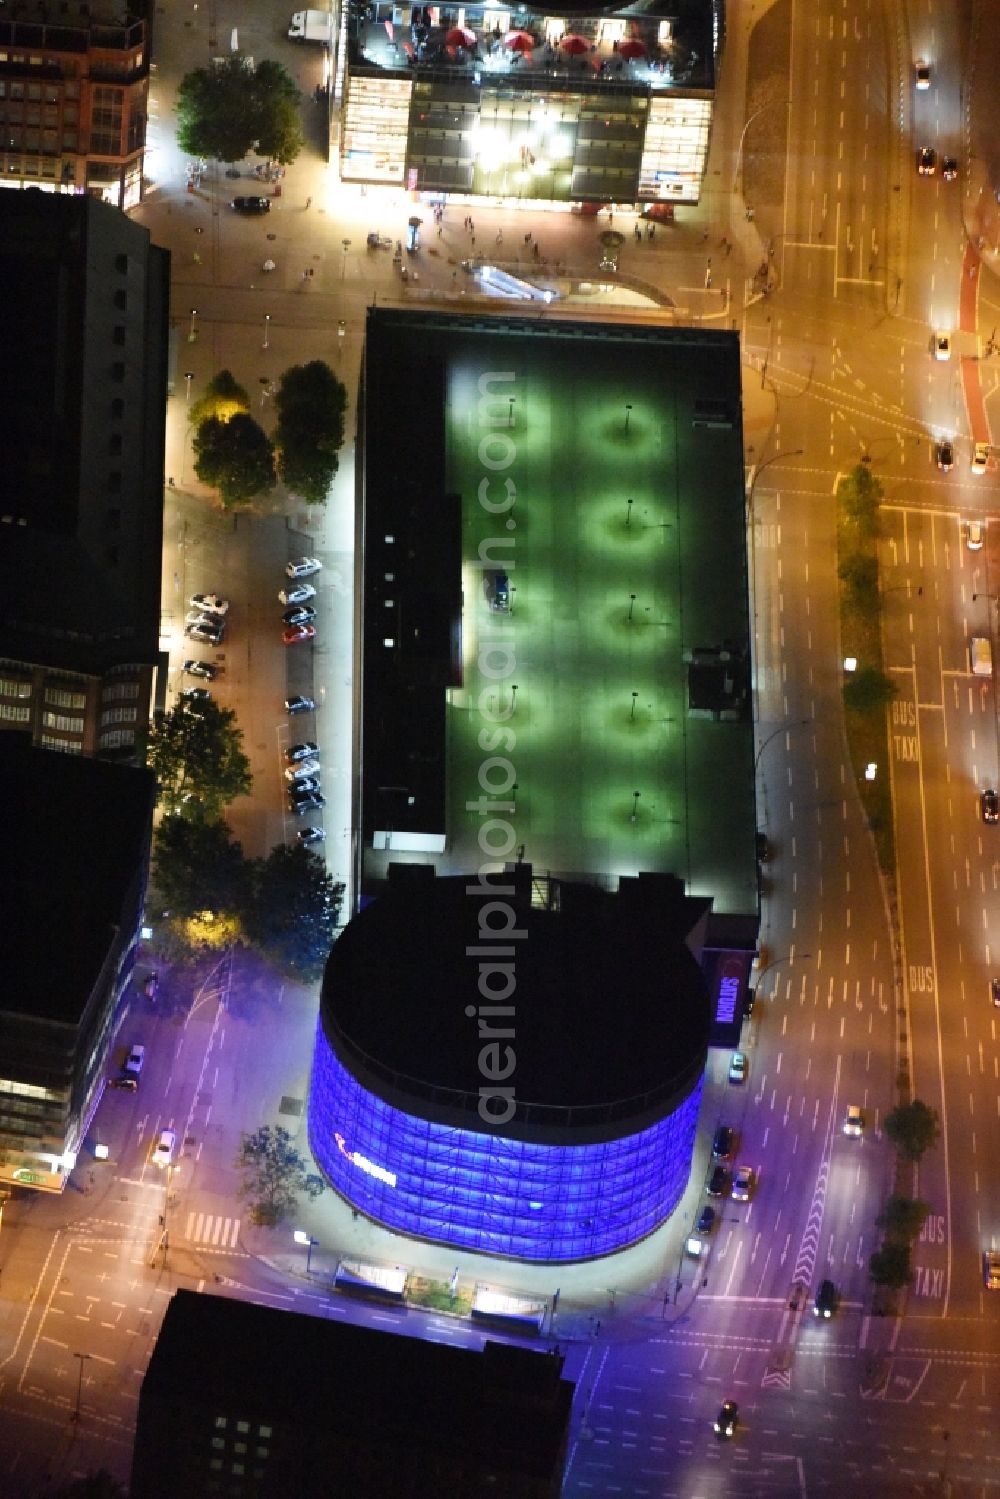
308, 866, 711, 1263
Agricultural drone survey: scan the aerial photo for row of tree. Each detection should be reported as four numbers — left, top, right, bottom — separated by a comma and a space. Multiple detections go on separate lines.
868, 1099, 941, 1291
147, 699, 342, 977
192, 364, 347, 508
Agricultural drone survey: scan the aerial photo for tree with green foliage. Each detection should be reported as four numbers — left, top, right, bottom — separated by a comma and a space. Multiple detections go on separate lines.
194, 412, 276, 508
235, 1125, 325, 1225
868, 1241, 912, 1290
176, 56, 303, 165
838, 552, 880, 612
842, 665, 898, 715
838, 462, 883, 540
189, 369, 250, 429
876, 1195, 931, 1243
244, 844, 343, 980
274, 360, 348, 504
884, 1098, 941, 1162
153, 817, 249, 923
148, 699, 252, 820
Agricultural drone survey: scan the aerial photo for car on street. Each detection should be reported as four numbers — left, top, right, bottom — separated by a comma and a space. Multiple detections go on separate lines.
152, 1128, 177, 1168
981, 789, 999, 824
283, 623, 316, 646
288, 776, 321, 798
279, 583, 317, 606
985, 1250, 1000, 1289
743, 988, 756, 1018
183, 659, 218, 680
182, 656, 217, 680
732, 1165, 755, 1202
685, 1233, 707, 1257
712, 1125, 736, 1160
728, 1051, 747, 1085
285, 694, 316, 715
914, 59, 930, 89
967, 519, 984, 550
189, 593, 229, 616
284, 758, 321, 783
714, 1401, 738, 1440
755, 831, 770, 862
180, 686, 212, 707
707, 1164, 731, 1197
696, 1205, 716, 1234
932, 331, 951, 361
125, 1044, 145, 1077
282, 605, 317, 627
843, 1104, 864, 1137
286, 557, 322, 578
813, 1279, 839, 1318
185, 609, 219, 630
288, 792, 326, 814
990, 978, 1000, 1007
916, 146, 936, 174
185, 622, 224, 645
285, 740, 319, 763
298, 826, 326, 845
942, 156, 958, 181
110, 1075, 138, 1091
231, 196, 270, 214
935, 440, 954, 472
972, 441, 990, 475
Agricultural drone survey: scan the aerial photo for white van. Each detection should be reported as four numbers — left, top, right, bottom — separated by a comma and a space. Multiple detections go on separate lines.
971, 637, 993, 677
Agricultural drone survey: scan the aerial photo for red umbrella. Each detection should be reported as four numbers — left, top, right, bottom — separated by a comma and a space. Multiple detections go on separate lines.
560, 34, 590, 55
445, 43, 458, 58
505, 30, 534, 51
618, 38, 646, 60
445, 25, 475, 48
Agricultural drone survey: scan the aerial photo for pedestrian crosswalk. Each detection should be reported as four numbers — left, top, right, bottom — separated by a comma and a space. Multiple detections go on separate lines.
184, 1212, 241, 1250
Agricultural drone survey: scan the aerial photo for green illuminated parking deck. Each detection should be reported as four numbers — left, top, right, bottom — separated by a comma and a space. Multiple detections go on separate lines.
359, 311, 757, 917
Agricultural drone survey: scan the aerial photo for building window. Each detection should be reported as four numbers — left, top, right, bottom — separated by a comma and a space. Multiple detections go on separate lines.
42, 710, 84, 732
102, 681, 139, 702
235, 1421, 250, 1435
98, 727, 135, 750
0, 677, 32, 698
100, 706, 136, 727
214, 1416, 227, 1430
211, 1437, 225, 1451
258, 1425, 272, 1438
40, 734, 82, 753
45, 688, 86, 710
0, 703, 31, 724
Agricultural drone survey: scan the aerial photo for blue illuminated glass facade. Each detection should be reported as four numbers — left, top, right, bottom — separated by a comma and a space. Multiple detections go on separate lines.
309, 1021, 704, 1262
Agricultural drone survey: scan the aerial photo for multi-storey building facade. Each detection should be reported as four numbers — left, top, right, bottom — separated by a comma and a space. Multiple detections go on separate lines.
0, 2, 149, 209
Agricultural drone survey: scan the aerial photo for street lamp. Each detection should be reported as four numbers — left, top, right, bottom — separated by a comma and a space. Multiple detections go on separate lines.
341, 238, 351, 279
510, 683, 518, 712
754, 719, 809, 777
508, 396, 516, 427
624, 403, 633, 434
733, 100, 789, 195
184, 371, 194, 404
188, 308, 198, 342
753, 951, 812, 1003
294, 1229, 319, 1274
71, 1351, 92, 1422
746, 448, 804, 525
263, 312, 271, 350
627, 593, 637, 622
626, 497, 633, 528
631, 790, 641, 822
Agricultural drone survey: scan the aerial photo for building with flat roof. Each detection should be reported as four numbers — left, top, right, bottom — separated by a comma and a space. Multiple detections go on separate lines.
355, 307, 756, 917
0, 734, 155, 1190
131, 1289, 573, 1498
0, 190, 169, 764
340, 0, 720, 205
0, 0, 150, 208
310, 866, 712, 1260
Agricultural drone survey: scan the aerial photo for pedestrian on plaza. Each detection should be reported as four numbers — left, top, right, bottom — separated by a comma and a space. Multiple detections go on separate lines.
496, 228, 503, 245
634, 223, 641, 242
469, 219, 475, 235
471, 234, 476, 248
438, 223, 444, 237
305, 196, 312, 209
647, 223, 655, 240
706, 256, 712, 268
702, 229, 708, 242
533, 241, 540, 259
524, 231, 532, 244
705, 269, 712, 288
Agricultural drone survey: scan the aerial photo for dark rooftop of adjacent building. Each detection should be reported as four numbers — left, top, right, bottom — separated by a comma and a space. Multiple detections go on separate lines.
323, 868, 711, 1109
0, 735, 155, 1025
137, 1290, 573, 1488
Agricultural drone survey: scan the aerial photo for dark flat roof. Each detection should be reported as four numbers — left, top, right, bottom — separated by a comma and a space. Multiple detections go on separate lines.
0, 735, 154, 1025
323, 870, 710, 1106
143, 1290, 572, 1478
